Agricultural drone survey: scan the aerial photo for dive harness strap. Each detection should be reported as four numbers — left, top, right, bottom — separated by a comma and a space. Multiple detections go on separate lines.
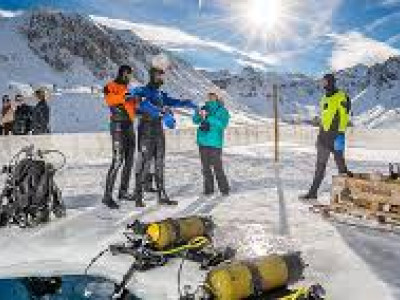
246, 262, 264, 296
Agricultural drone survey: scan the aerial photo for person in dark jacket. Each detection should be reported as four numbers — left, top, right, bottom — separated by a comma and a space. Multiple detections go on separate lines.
31, 88, 50, 135
13, 94, 32, 135
1, 95, 14, 135
300, 73, 352, 200
128, 56, 198, 207
193, 90, 230, 196
102, 65, 140, 209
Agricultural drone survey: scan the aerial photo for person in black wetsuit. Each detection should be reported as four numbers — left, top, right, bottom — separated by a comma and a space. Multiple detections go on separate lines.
102, 65, 140, 209
127, 61, 198, 207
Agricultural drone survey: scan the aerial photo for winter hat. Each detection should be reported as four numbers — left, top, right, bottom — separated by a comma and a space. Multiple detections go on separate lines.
322, 73, 336, 94
117, 65, 133, 77
151, 53, 171, 72
207, 87, 226, 104
323, 73, 336, 85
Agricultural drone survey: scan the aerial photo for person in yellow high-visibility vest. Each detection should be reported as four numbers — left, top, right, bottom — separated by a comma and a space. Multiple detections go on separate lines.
300, 73, 352, 200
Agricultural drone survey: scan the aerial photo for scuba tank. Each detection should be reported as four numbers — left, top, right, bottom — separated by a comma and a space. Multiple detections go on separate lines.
130, 216, 214, 250
205, 252, 305, 300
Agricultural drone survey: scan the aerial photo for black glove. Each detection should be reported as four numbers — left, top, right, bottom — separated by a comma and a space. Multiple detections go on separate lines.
199, 121, 210, 132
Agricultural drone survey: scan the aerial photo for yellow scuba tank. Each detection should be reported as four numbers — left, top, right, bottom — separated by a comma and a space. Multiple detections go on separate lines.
145, 216, 213, 250
205, 252, 304, 300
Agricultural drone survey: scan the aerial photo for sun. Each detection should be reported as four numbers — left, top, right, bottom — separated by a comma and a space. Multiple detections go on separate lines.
245, 0, 282, 30
221, 0, 300, 49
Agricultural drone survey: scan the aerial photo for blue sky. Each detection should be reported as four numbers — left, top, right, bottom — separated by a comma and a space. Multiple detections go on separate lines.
0, 0, 400, 75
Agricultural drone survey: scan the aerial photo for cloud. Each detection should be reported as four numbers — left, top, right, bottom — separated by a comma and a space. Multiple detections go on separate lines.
365, 11, 400, 32
91, 15, 285, 67
236, 59, 267, 71
379, 0, 400, 6
0, 9, 22, 18
329, 31, 400, 71
387, 34, 400, 45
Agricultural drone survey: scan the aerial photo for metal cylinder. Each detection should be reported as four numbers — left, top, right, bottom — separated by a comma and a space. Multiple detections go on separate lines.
145, 216, 213, 250
205, 252, 304, 300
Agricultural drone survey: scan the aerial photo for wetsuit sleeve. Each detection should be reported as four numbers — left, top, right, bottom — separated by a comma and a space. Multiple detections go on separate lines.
139, 100, 162, 118
126, 86, 145, 102
44, 104, 50, 125
162, 92, 197, 109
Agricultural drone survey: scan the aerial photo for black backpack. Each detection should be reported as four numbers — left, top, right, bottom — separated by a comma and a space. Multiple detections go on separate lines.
0, 146, 66, 228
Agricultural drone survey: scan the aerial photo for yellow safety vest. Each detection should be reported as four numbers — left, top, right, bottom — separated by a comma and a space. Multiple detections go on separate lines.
320, 90, 349, 133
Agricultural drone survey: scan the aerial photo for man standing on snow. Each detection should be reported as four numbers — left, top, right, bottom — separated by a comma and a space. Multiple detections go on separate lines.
128, 54, 198, 207
102, 65, 140, 209
300, 73, 352, 200
1, 95, 15, 135
13, 94, 32, 135
193, 90, 230, 196
31, 88, 51, 135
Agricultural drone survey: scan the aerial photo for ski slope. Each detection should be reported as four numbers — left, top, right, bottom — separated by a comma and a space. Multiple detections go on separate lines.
0, 131, 399, 299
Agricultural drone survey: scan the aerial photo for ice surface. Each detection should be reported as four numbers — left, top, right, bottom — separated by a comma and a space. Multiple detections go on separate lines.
0, 134, 398, 299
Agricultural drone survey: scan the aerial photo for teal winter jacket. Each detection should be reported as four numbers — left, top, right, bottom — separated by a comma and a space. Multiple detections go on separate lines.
193, 100, 230, 149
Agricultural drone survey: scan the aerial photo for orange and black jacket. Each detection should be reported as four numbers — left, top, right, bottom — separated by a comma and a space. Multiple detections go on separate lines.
104, 81, 139, 122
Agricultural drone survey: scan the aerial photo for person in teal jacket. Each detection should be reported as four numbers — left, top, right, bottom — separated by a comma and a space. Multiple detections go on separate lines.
193, 91, 230, 196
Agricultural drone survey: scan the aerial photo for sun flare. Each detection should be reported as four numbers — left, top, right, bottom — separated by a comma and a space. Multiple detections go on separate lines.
245, 0, 282, 30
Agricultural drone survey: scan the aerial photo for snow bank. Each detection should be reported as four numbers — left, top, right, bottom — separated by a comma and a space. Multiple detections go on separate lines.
0, 138, 397, 299
0, 125, 398, 166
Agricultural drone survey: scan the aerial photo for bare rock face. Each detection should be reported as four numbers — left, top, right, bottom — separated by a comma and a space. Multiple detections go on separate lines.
21, 10, 160, 81
17, 10, 238, 110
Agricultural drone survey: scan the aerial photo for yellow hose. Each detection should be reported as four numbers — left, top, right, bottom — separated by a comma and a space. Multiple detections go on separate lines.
154, 236, 210, 255
279, 286, 329, 300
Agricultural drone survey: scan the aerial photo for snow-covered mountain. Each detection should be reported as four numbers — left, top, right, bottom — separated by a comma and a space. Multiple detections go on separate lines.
0, 10, 259, 133
203, 58, 400, 129
1, 9, 400, 131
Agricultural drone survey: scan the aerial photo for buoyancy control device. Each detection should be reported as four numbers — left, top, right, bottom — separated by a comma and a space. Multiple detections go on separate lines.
0, 145, 66, 228
85, 217, 324, 300
85, 216, 235, 299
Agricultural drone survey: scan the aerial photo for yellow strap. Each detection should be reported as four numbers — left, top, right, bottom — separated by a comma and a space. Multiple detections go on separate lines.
154, 236, 210, 255
279, 286, 329, 300
279, 287, 310, 300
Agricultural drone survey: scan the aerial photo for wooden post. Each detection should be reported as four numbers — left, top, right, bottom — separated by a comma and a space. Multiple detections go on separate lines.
273, 84, 279, 163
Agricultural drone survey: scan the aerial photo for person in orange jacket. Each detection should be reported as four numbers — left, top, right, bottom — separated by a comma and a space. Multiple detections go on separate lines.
103, 65, 139, 209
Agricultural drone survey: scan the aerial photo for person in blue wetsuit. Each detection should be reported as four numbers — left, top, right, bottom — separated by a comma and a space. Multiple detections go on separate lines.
127, 64, 198, 207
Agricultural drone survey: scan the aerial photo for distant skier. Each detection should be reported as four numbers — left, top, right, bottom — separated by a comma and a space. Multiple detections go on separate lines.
1, 95, 15, 135
300, 73, 352, 200
128, 54, 198, 207
13, 94, 32, 135
193, 90, 230, 196
102, 65, 140, 209
31, 88, 51, 135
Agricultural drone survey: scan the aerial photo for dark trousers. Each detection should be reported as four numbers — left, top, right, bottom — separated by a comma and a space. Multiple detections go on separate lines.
104, 122, 135, 197
2, 122, 13, 135
308, 142, 348, 196
135, 133, 165, 191
199, 146, 229, 194
138, 129, 156, 190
